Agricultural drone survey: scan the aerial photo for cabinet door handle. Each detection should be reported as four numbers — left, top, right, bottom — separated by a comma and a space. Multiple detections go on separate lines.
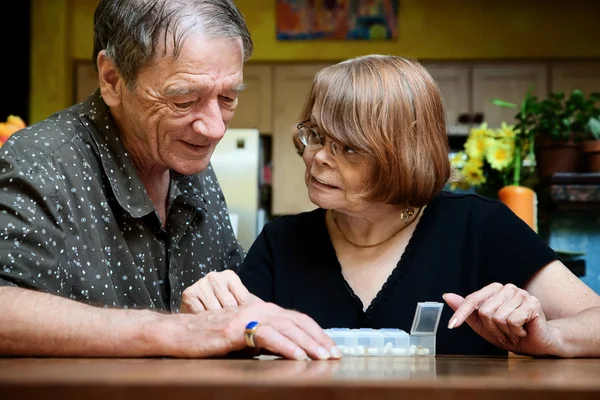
457, 113, 485, 124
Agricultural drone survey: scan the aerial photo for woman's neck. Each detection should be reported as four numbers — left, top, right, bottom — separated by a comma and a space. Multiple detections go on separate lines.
329, 204, 422, 249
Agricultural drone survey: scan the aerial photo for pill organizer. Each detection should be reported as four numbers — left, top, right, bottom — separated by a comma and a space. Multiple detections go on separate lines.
325, 302, 444, 357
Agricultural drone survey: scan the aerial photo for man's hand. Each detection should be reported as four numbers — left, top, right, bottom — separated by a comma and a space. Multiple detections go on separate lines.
168, 301, 342, 361
180, 270, 261, 313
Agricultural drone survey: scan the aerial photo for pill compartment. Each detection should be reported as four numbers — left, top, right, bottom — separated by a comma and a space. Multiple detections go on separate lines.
325, 301, 443, 357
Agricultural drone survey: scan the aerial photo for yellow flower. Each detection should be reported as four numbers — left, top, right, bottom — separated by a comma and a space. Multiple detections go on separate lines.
496, 122, 516, 138
469, 123, 489, 137
449, 180, 472, 191
450, 151, 467, 168
464, 134, 489, 160
486, 139, 514, 171
462, 158, 486, 186
0, 115, 27, 147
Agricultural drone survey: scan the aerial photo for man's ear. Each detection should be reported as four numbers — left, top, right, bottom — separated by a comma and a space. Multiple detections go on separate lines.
97, 50, 123, 108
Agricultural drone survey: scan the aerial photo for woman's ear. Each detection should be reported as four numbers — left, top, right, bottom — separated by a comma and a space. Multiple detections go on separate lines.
96, 50, 123, 108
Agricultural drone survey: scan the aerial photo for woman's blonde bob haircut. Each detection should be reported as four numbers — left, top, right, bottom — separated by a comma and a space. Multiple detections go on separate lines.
294, 55, 451, 207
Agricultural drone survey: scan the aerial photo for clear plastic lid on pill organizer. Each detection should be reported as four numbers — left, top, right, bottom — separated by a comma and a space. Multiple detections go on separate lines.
410, 301, 444, 336
325, 302, 444, 357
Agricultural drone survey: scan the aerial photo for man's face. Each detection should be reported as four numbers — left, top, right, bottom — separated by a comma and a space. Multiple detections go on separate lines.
117, 35, 245, 175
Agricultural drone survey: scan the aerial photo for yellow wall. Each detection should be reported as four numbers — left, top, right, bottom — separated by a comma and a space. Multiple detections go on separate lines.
30, 0, 600, 123
241, 0, 600, 61
30, 0, 70, 124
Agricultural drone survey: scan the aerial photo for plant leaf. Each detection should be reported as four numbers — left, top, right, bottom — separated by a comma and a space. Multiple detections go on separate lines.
492, 99, 518, 108
589, 117, 600, 139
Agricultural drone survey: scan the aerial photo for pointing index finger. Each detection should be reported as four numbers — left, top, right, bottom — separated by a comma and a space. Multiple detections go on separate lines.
449, 283, 503, 329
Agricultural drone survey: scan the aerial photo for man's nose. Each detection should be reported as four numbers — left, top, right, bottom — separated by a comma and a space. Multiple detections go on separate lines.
192, 99, 226, 141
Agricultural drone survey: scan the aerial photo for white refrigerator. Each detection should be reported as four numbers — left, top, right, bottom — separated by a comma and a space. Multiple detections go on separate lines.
210, 128, 266, 251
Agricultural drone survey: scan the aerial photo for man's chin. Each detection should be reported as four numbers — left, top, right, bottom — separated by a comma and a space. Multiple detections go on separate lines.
170, 159, 211, 176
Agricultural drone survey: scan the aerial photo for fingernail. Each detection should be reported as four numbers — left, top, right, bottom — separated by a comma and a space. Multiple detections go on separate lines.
317, 346, 331, 360
448, 318, 457, 329
330, 346, 342, 359
442, 293, 448, 300
498, 338, 506, 345
294, 348, 308, 361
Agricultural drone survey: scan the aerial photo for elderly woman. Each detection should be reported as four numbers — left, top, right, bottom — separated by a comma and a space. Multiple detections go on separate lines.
183, 55, 600, 358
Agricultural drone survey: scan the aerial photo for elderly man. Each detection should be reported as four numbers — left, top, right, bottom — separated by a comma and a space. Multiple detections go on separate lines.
0, 0, 339, 361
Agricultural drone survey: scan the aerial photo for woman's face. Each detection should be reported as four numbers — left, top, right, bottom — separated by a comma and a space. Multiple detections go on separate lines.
301, 124, 375, 213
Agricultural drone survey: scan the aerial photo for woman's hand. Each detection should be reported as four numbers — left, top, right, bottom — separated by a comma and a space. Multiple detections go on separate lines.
443, 283, 560, 356
180, 270, 262, 313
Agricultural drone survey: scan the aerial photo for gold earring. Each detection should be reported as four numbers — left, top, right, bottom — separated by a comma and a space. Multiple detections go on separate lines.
400, 207, 415, 224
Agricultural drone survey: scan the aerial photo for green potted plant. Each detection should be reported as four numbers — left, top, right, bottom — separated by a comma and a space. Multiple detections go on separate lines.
532, 90, 581, 179
494, 89, 593, 180
573, 91, 600, 172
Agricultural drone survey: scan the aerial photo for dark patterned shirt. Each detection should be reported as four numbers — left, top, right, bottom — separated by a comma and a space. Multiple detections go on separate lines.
0, 90, 244, 311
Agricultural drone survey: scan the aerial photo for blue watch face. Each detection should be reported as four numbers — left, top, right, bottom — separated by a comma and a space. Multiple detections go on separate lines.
245, 321, 259, 331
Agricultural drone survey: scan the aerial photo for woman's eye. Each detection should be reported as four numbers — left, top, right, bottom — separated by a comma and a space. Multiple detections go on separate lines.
308, 130, 321, 144
344, 145, 357, 154
173, 101, 195, 109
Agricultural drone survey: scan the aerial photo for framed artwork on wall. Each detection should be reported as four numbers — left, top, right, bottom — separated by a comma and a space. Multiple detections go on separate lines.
276, 0, 399, 41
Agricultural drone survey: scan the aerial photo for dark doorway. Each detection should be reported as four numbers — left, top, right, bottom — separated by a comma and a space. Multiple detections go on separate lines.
0, 2, 31, 123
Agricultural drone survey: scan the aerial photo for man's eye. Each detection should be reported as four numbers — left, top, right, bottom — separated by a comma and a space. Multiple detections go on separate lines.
173, 101, 195, 109
220, 96, 235, 103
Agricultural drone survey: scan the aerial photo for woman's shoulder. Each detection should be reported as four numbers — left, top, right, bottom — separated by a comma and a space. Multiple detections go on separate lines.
426, 191, 508, 226
262, 207, 326, 235
435, 190, 501, 211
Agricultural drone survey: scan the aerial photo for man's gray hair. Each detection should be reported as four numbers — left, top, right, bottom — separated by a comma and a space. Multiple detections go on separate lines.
92, 0, 253, 90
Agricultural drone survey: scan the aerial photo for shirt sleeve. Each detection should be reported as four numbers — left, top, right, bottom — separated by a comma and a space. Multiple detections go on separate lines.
237, 225, 275, 302
0, 153, 68, 293
477, 201, 559, 289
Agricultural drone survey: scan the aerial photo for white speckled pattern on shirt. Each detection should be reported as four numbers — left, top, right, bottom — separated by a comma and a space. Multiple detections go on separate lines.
0, 90, 244, 311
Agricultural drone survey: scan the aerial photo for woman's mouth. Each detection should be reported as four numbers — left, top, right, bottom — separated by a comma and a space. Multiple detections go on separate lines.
312, 176, 338, 189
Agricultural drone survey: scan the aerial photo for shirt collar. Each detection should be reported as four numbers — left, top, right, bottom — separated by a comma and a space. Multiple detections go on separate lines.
171, 170, 209, 212
76, 90, 155, 218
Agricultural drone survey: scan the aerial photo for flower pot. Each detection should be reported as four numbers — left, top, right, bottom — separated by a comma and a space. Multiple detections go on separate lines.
535, 133, 581, 180
581, 140, 600, 173
497, 185, 537, 232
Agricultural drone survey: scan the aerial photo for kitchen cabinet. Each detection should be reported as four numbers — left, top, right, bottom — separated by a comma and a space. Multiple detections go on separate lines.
423, 63, 548, 133
472, 64, 548, 128
550, 62, 600, 96
423, 64, 470, 135
229, 64, 273, 133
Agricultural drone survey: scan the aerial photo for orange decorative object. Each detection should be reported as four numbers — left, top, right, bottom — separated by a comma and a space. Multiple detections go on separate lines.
498, 185, 537, 232
0, 115, 26, 146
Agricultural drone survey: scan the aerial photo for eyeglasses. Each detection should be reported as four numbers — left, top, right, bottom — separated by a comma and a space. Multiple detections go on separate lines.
296, 120, 361, 162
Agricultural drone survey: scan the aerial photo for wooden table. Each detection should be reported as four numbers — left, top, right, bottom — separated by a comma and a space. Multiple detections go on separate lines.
1, 356, 600, 399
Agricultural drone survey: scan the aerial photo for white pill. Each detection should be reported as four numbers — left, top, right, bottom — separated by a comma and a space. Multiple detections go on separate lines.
409, 345, 417, 355
383, 342, 393, 355
356, 346, 367, 356
346, 347, 356, 356
367, 347, 380, 356
390, 348, 406, 356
